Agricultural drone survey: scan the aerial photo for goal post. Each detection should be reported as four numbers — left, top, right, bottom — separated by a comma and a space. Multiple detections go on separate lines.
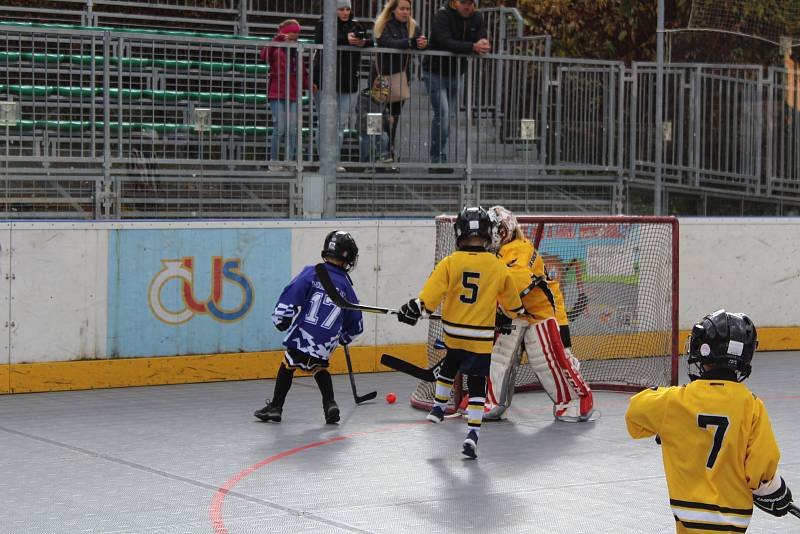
410, 215, 679, 412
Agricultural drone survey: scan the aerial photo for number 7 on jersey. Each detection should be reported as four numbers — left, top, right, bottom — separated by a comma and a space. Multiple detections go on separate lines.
698, 414, 729, 469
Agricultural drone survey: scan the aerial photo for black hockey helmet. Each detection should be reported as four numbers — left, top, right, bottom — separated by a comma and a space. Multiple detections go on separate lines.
454, 206, 492, 247
321, 230, 358, 271
687, 309, 758, 382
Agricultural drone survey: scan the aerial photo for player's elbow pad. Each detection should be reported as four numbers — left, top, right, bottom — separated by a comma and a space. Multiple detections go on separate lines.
753, 474, 792, 517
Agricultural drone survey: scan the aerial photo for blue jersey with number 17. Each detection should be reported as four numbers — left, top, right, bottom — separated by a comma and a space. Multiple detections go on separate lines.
272, 263, 363, 361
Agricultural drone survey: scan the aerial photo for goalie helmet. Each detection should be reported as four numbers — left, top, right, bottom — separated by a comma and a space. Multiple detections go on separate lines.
488, 205, 520, 252
687, 309, 758, 382
321, 230, 359, 271
454, 206, 492, 247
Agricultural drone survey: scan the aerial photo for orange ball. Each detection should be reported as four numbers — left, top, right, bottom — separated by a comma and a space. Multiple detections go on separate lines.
385, 392, 397, 404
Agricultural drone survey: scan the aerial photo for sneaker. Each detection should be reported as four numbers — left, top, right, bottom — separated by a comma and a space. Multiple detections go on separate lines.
426, 405, 445, 424
324, 399, 340, 424
268, 164, 283, 172
336, 166, 347, 172
254, 401, 282, 422
462, 430, 478, 459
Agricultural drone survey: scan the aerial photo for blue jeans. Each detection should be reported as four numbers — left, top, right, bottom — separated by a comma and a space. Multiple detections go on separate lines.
269, 99, 297, 162
423, 70, 461, 163
315, 92, 356, 160
359, 131, 390, 163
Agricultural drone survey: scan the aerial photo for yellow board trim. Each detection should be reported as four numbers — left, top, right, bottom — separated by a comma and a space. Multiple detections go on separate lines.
6, 344, 429, 394
4, 326, 800, 394
0, 364, 9, 394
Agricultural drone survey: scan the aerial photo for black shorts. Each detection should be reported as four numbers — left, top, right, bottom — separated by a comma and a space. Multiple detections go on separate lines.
283, 348, 329, 372
448, 348, 491, 376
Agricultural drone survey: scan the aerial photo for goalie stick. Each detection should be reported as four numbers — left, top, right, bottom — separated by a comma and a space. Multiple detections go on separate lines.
790, 503, 800, 519
343, 344, 377, 404
314, 264, 442, 320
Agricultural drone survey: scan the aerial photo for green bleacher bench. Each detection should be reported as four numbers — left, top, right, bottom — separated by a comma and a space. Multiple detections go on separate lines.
0, 21, 316, 45
14, 119, 358, 138
0, 51, 270, 75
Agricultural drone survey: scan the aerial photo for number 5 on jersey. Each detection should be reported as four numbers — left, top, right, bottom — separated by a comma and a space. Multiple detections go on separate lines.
461, 272, 480, 304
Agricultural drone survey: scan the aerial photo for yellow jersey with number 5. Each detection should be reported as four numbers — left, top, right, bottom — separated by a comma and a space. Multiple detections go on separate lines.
419, 246, 524, 354
625, 376, 780, 533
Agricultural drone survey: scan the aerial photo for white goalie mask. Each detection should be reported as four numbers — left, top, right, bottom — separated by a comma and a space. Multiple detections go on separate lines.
488, 205, 518, 252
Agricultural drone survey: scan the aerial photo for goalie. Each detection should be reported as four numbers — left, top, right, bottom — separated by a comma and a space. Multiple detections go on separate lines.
485, 206, 595, 422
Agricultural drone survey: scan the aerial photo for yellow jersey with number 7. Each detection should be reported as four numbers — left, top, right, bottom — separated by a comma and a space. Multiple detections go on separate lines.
625, 378, 780, 533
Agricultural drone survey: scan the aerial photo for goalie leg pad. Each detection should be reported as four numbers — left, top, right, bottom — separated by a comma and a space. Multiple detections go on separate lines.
525, 319, 573, 406
526, 318, 595, 422
485, 320, 528, 420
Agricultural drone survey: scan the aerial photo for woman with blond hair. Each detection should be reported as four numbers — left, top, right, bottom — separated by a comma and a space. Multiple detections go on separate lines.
373, 0, 427, 163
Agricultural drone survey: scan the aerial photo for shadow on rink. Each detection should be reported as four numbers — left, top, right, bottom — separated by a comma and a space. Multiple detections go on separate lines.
1, 352, 799, 533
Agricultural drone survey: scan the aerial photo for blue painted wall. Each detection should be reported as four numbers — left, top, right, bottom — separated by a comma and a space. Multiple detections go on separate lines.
107, 228, 291, 357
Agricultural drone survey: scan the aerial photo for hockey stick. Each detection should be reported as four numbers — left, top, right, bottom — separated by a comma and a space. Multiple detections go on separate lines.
315, 264, 441, 320
380, 353, 445, 382
343, 344, 377, 404
789, 503, 800, 519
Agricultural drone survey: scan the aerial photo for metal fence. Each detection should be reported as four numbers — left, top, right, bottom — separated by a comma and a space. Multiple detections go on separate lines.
1, 23, 800, 218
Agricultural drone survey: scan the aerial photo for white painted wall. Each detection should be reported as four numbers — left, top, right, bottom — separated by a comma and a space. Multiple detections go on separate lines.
8, 223, 108, 363
679, 218, 800, 329
2, 218, 799, 364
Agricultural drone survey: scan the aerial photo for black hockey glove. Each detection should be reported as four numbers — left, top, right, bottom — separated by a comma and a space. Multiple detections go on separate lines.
274, 317, 292, 332
495, 311, 513, 335
397, 298, 423, 326
753, 477, 793, 517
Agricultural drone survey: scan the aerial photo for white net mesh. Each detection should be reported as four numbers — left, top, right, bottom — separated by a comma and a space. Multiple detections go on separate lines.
411, 216, 679, 412
688, 0, 800, 45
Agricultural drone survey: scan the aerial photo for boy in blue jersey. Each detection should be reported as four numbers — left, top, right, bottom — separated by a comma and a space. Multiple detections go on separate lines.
254, 230, 363, 424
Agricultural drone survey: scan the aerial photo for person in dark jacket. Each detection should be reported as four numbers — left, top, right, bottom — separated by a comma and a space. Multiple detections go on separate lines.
373, 0, 427, 162
422, 0, 490, 166
314, 0, 372, 169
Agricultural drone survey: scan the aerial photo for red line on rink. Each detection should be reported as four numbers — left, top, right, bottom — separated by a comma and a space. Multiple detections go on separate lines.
209, 421, 428, 534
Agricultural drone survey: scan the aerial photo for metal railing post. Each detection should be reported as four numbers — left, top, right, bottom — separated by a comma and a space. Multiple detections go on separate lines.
102, 31, 114, 218
237, 0, 249, 36
765, 68, 775, 197
540, 58, 550, 166
319, 7, 338, 217
616, 64, 626, 214
0, 101, 20, 217
629, 64, 638, 189
83, 0, 96, 27
465, 57, 474, 201
754, 69, 765, 196
654, 0, 665, 214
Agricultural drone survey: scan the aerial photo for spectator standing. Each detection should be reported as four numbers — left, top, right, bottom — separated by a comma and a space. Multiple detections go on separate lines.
373, 0, 427, 163
423, 0, 490, 169
314, 0, 372, 171
263, 19, 311, 171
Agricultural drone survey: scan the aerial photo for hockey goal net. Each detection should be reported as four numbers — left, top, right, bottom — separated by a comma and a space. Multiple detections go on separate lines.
410, 215, 679, 412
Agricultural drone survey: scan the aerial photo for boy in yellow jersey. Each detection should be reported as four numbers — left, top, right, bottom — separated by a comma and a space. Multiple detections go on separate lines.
626, 310, 794, 532
485, 206, 594, 422
396, 206, 524, 458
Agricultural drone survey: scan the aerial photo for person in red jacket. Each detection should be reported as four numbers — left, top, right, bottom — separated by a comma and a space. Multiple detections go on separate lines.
262, 19, 311, 171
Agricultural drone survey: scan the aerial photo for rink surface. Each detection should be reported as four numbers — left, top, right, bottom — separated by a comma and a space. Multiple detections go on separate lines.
1, 352, 799, 534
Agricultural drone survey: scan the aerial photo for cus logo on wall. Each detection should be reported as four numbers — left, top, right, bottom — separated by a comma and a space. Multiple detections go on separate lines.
148, 257, 254, 325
